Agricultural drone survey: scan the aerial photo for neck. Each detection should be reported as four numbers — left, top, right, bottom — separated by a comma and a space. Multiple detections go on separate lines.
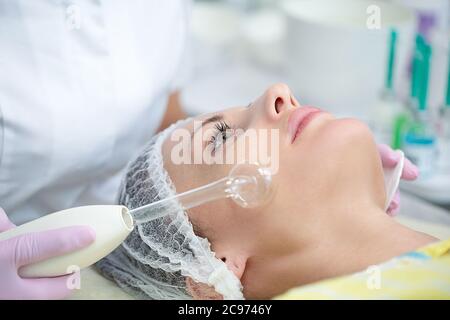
244, 200, 436, 299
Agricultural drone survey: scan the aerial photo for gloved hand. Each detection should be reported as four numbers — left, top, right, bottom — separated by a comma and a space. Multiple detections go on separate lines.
0, 207, 95, 299
377, 144, 419, 216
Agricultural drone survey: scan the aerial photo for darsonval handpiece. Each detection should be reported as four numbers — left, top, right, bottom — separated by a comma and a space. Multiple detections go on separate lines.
130, 163, 274, 225
0, 163, 274, 278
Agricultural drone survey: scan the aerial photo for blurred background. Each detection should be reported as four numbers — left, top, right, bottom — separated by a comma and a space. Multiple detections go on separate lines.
178, 0, 450, 211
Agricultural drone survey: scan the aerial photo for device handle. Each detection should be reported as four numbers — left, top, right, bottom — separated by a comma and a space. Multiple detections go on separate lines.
0, 205, 133, 278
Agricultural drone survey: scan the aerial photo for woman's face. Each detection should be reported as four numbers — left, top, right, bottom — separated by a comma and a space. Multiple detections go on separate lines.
162, 83, 386, 298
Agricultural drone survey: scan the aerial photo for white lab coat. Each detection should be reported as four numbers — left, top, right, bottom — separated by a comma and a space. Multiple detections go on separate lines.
0, 0, 189, 224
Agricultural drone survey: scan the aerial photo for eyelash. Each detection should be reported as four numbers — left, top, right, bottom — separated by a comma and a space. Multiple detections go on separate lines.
208, 120, 231, 151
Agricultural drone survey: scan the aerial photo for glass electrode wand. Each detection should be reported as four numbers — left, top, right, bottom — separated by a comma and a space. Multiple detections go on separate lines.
130, 163, 274, 224
0, 163, 274, 278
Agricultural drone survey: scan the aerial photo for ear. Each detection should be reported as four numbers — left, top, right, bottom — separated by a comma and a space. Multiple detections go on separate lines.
186, 251, 248, 300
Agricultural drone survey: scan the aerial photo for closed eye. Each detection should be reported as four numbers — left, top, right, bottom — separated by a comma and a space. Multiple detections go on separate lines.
208, 120, 232, 153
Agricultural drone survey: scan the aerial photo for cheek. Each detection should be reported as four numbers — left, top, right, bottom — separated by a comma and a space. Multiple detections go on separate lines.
190, 199, 256, 245
278, 119, 376, 199
290, 118, 374, 165
318, 119, 376, 162
163, 137, 232, 193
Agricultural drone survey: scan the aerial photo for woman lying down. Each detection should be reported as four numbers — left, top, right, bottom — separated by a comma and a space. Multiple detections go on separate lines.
96, 84, 450, 300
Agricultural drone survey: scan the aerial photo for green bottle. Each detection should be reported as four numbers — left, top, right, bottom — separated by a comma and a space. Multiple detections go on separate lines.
402, 39, 437, 177
371, 29, 402, 145
391, 35, 425, 149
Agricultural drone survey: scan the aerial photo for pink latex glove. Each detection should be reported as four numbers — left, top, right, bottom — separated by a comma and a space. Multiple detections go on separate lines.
377, 144, 419, 216
0, 207, 95, 299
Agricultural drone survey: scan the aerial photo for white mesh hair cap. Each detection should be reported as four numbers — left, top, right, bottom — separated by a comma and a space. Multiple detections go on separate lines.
96, 119, 244, 300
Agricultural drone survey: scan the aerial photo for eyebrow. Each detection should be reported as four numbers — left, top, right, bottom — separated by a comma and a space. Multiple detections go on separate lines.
192, 114, 224, 137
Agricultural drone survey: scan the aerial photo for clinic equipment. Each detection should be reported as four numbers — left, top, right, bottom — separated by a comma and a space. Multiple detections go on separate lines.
131, 163, 273, 225
282, 0, 415, 117
0, 163, 274, 278
403, 36, 437, 177
371, 29, 403, 146
437, 51, 450, 173
393, 34, 423, 149
438, 105, 450, 173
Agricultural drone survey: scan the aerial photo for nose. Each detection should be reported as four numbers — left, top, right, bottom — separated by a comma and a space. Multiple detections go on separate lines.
261, 83, 299, 120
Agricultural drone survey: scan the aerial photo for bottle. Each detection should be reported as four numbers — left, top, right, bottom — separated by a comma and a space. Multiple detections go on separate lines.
371, 29, 402, 145
391, 35, 423, 150
404, 111, 437, 177
437, 52, 450, 173
403, 38, 437, 178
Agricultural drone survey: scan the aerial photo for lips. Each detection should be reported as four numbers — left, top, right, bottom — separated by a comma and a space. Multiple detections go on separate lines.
288, 107, 323, 143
